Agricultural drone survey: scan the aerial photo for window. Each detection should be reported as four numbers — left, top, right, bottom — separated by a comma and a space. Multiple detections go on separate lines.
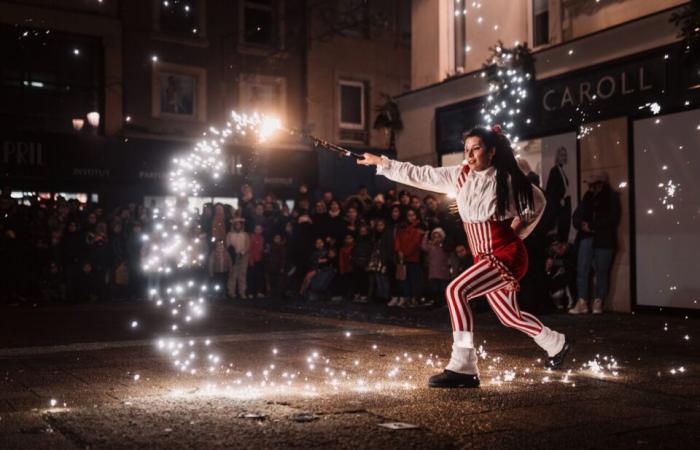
398, 0, 411, 46
453, 0, 467, 72
0, 24, 102, 133
339, 80, 365, 130
159, 0, 200, 35
532, 0, 549, 47
242, 0, 276, 47
336, 0, 370, 38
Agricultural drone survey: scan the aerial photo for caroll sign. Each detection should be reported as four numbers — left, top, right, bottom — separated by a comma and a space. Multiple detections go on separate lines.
536, 54, 667, 121
542, 67, 654, 111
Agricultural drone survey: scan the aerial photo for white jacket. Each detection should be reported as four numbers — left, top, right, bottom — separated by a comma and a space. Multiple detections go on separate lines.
376, 157, 545, 239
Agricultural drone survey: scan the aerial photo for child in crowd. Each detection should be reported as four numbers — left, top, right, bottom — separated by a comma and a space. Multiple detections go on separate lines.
421, 227, 450, 307
247, 224, 266, 299
337, 234, 355, 300
546, 239, 576, 310
351, 224, 373, 303
300, 238, 335, 301
208, 240, 232, 300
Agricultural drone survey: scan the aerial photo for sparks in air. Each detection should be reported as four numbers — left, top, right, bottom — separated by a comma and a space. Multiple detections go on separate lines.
135, 110, 284, 378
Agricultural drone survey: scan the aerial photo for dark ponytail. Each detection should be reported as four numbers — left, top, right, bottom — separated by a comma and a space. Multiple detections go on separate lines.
463, 126, 535, 219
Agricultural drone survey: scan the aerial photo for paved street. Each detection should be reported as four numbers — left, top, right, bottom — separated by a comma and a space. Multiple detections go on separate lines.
0, 301, 698, 449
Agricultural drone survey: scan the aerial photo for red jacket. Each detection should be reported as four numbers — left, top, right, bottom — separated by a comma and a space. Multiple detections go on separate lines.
395, 224, 423, 263
339, 244, 354, 274
248, 233, 264, 265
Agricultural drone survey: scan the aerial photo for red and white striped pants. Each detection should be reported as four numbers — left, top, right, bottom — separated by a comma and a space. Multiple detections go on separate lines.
446, 221, 544, 337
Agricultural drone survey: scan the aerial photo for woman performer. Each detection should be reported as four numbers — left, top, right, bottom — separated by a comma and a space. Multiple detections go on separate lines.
358, 125, 574, 388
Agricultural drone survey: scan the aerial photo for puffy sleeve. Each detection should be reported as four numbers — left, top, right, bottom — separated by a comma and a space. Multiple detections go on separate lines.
517, 186, 546, 239
376, 156, 461, 195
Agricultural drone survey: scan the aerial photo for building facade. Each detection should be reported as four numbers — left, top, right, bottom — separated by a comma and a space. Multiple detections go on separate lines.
396, 0, 699, 312
305, 0, 411, 198
1, 0, 411, 204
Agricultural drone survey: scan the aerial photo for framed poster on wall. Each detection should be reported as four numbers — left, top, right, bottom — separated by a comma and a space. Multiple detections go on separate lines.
151, 62, 207, 122
516, 132, 578, 243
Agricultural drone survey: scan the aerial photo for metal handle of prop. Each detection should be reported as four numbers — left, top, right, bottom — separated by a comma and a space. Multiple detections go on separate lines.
290, 129, 363, 159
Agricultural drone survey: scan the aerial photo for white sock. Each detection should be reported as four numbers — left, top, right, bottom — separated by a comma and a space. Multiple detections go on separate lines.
445, 331, 479, 375
533, 326, 565, 357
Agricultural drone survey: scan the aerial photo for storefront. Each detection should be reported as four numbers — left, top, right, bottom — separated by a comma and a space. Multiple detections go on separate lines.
0, 130, 321, 206
432, 43, 700, 312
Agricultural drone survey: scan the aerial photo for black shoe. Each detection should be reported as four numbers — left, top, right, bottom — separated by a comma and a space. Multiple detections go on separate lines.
545, 337, 575, 370
428, 370, 480, 388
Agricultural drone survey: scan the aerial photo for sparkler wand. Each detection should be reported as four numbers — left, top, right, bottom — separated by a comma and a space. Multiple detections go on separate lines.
287, 128, 364, 159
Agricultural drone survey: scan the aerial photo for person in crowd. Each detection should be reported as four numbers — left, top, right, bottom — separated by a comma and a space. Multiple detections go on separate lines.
410, 195, 423, 213
398, 190, 411, 212
423, 195, 445, 231
126, 222, 145, 299
448, 244, 473, 278
393, 208, 424, 308
295, 197, 312, 218
337, 234, 355, 300
247, 224, 266, 299
208, 240, 232, 300
569, 172, 621, 315
300, 238, 335, 301
385, 205, 403, 305
61, 220, 85, 301
421, 227, 450, 307
248, 203, 269, 233
200, 203, 213, 238
87, 221, 111, 301
321, 190, 334, 207
368, 218, 393, 302
211, 204, 228, 243
366, 194, 388, 224
75, 260, 100, 303
42, 260, 66, 303
311, 200, 331, 240
326, 200, 345, 243
344, 206, 360, 238
226, 218, 250, 300
265, 233, 287, 297
239, 184, 256, 221
296, 184, 312, 206
110, 220, 129, 299
546, 238, 576, 311
351, 224, 373, 303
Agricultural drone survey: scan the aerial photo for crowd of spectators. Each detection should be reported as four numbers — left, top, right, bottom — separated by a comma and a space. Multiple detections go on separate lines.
1, 169, 619, 315
0, 191, 148, 304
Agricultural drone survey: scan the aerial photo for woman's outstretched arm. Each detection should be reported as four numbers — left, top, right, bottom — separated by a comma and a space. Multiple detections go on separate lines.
357, 153, 461, 195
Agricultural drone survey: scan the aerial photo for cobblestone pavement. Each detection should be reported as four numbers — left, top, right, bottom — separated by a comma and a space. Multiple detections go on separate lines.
0, 301, 698, 449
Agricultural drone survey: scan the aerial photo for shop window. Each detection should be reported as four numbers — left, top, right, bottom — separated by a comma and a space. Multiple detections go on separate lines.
0, 24, 102, 133
159, 0, 201, 36
339, 80, 366, 134
532, 0, 549, 47
453, 0, 468, 72
242, 0, 277, 47
633, 110, 700, 310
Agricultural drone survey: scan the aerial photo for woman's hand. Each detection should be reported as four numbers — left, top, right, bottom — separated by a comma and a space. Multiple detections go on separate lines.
357, 153, 384, 166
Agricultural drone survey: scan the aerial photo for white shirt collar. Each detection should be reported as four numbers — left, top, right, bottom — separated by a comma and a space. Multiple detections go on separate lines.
470, 165, 496, 178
